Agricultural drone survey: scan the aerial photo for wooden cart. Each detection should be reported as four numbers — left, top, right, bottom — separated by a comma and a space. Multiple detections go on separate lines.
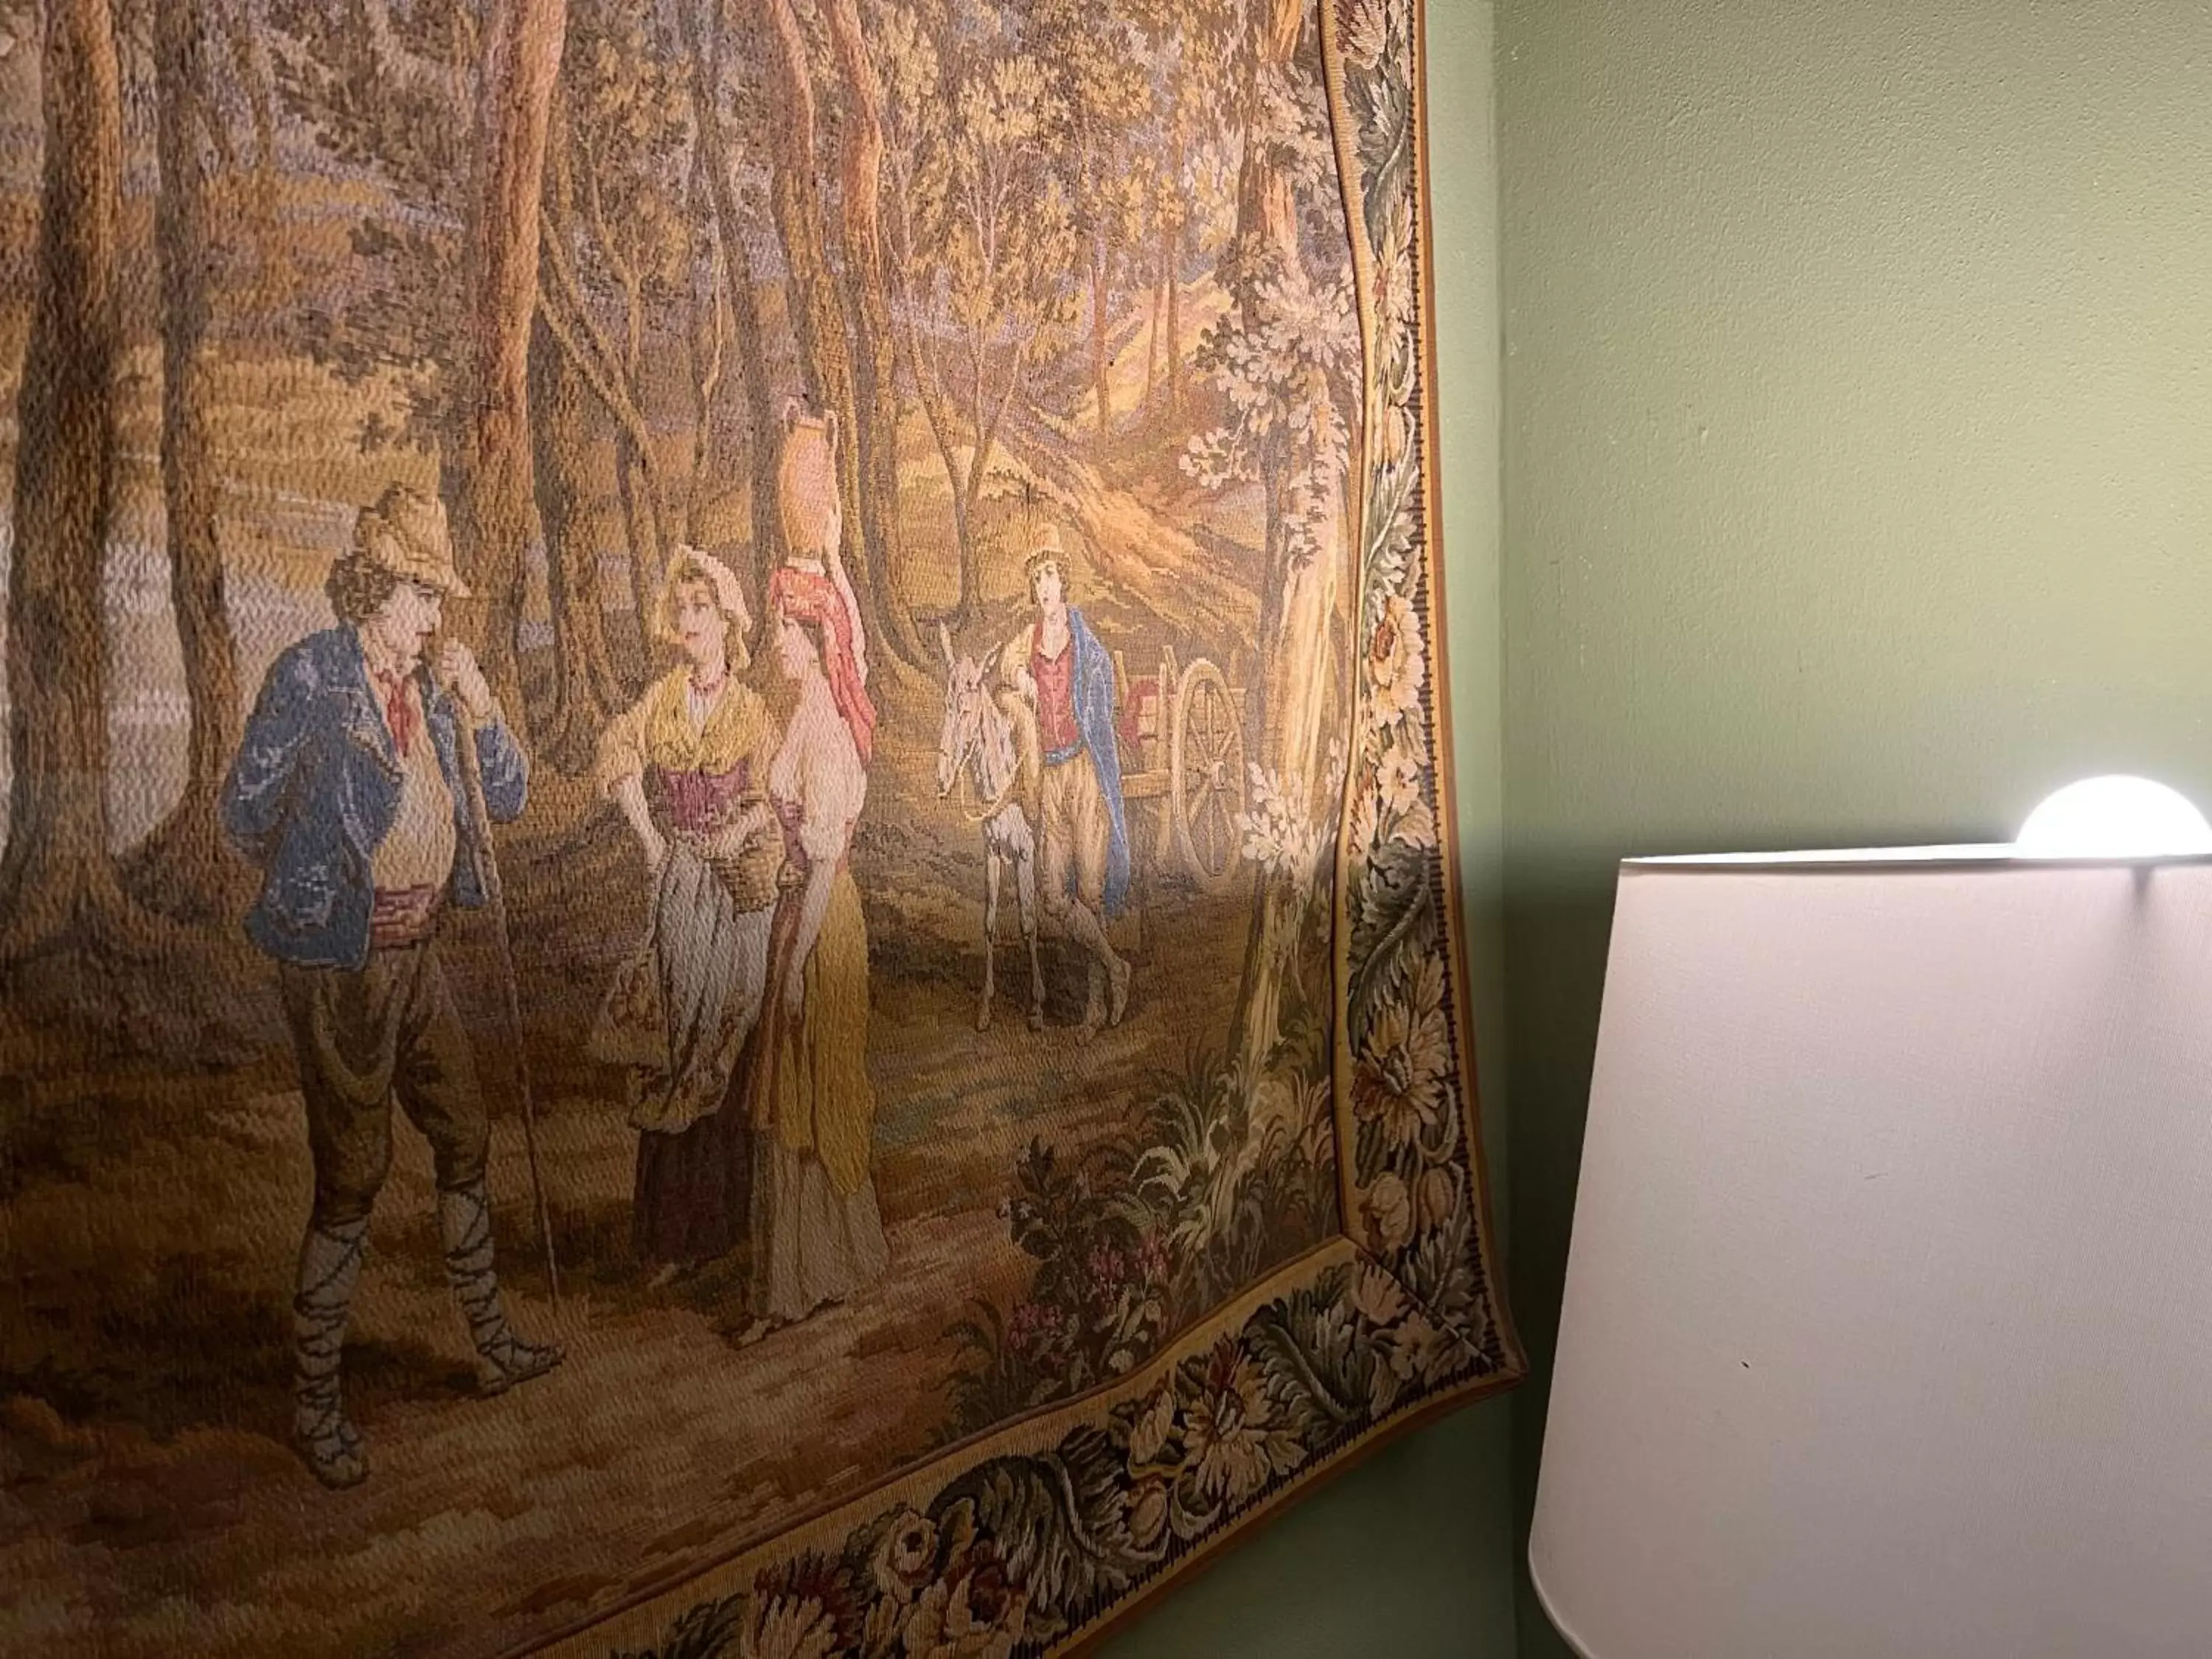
1113, 645, 1250, 897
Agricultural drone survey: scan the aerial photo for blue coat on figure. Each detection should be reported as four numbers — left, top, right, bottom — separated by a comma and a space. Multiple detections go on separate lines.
223, 626, 526, 970
1000, 526, 1133, 1040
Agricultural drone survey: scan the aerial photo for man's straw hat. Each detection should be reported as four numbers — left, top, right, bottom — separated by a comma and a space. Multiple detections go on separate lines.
352, 484, 469, 599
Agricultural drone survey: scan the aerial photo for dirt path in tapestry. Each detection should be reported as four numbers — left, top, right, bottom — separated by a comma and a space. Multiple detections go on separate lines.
0, 734, 1259, 1659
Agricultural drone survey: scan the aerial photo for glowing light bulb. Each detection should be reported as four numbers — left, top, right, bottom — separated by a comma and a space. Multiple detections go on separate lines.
2013, 776, 2212, 858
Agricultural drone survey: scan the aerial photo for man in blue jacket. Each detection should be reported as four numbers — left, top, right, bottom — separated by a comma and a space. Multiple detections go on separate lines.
223, 484, 560, 1489
1000, 526, 1131, 1042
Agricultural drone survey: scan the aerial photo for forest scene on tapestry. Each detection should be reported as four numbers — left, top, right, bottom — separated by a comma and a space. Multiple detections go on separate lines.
0, 0, 1513, 1652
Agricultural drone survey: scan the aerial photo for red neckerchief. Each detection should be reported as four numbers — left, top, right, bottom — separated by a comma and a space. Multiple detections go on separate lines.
373, 669, 419, 758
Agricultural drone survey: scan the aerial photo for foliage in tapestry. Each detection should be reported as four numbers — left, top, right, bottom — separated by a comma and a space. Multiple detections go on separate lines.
621, 1258, 1484, 1659
942, 921, 1340, 1438
1330, 0, 1505, 1357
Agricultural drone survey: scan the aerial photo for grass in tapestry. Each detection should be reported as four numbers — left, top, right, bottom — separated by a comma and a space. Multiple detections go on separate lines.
942, 967, 1340, 1441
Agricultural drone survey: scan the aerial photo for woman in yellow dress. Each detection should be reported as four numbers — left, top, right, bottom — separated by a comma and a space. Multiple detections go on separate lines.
738, 562, 886, 1338
589, 547, 782, 1286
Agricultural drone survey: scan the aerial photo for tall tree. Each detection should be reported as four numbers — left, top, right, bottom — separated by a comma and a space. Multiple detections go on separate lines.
1178, 0, 1355, 1064
557, 0, 690, 650
875, 2, 978, 611
681, 0, 783, 594
1036, 9, 1147, 440
684, 158, 727, 545
0, 0, 134, 961
1141, 152, 1164, 414
131, 0, 246, 922
749, 0, 858, 538
263, 1, 671, 775
877, 21, 1077, 629
1124, 1, 1228, 422
456, 0, 569, 703
821, 0, 924, 669
1239, 0, 1345, 783
945, 54, 1078, 623
748, 0, 923, 671
528, 310, 625, 770
538, 102, 670, 674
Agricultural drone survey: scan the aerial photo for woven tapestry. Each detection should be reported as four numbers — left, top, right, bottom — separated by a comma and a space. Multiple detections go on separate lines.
0, 0, 1520, 1650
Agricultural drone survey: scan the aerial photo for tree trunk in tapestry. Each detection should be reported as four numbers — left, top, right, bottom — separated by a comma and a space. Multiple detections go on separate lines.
1234, 0, 1349, 1068
822, 0, 924, 670
132, 0, 246, 923
0, 0, 133, 964
456, 0, 568, 705
684, 0, 786, 594
748, 0, 922, 672
529, 308, 625, 774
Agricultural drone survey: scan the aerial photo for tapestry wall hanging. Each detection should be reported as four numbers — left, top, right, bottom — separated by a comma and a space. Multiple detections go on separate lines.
0, 0, 1520, 1650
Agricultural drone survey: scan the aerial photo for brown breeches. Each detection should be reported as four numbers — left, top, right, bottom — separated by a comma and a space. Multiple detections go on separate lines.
279, 943, 490, 1228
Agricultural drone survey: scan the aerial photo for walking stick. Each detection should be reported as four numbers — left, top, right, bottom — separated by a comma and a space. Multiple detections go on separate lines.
446, 681, 563, 1311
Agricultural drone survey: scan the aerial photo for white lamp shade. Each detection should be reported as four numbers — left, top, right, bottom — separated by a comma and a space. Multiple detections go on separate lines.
1532, 853, 2212, 1659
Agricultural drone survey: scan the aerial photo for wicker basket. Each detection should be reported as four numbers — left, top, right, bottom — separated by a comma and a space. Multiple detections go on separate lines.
709, 837, 787, 913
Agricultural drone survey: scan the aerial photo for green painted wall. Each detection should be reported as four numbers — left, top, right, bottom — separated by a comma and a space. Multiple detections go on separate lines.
1498, 3, 2212, 1652
1099, 0, 1518, 1652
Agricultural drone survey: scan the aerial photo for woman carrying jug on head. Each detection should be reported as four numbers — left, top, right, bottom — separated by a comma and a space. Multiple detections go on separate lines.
736, 414, 888, 1338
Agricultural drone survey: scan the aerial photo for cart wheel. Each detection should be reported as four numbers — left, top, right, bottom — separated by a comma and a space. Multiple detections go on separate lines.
1169, 658, 1248, 896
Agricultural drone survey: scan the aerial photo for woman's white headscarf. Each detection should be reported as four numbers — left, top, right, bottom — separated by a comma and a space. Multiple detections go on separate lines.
656, 544, 754, 669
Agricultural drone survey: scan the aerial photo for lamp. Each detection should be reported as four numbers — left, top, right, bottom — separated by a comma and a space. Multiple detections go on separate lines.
2014, 775, 2212, 858
1531, 836, 2212, 1658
